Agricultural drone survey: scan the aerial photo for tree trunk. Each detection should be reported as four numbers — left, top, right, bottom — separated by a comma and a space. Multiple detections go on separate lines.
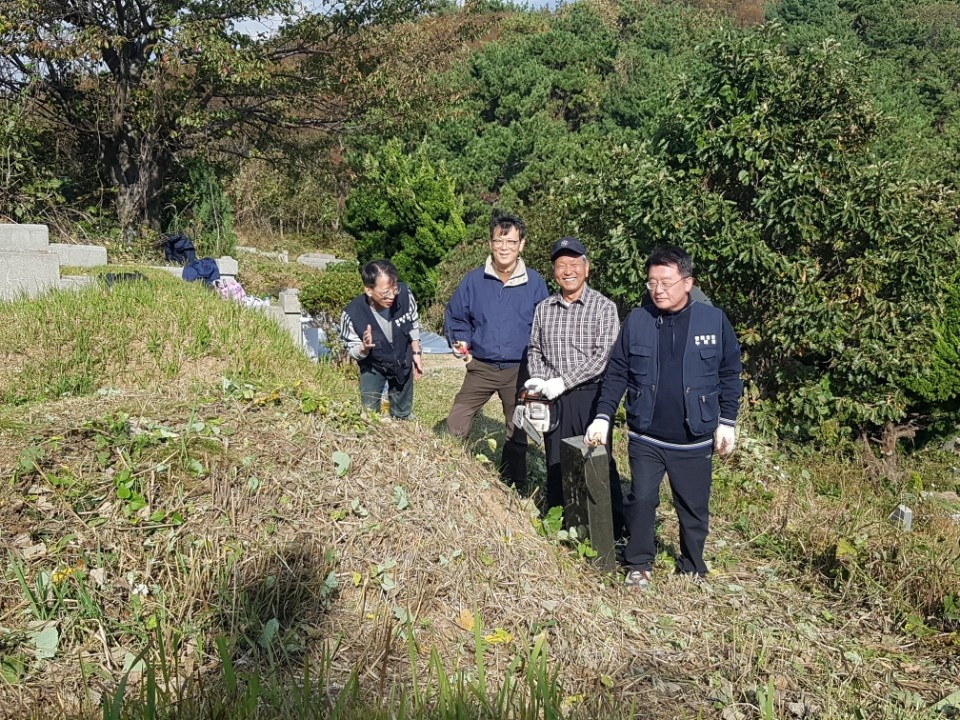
105, 126, 166, 245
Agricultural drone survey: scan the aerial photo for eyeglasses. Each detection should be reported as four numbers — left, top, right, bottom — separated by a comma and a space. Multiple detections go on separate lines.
645, 277, 687, 291
375, 286, 400, 299
491, 238, 521, 248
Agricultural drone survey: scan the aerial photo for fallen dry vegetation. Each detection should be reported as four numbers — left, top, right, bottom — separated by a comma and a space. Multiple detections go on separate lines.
0, 280, 957, 718
1, 383, 958, 719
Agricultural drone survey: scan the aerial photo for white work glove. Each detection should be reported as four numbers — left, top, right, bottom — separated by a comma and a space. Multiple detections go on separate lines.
524, 378, 546, 394
714, 424, 736, 457
584, 418, 610, 446
541, 377, 566, 400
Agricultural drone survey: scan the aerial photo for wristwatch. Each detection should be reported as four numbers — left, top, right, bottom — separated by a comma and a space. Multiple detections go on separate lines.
412, 351, 422, 355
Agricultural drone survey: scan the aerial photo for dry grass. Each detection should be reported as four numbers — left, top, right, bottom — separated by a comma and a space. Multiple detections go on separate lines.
0, 285, 958, 719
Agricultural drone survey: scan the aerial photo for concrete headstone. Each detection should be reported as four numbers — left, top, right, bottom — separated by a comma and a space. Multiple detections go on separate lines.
560, 436, 617, 571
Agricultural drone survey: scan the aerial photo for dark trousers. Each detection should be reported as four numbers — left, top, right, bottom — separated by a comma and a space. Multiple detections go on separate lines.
445, 359, 528, 488
623, 439, 713, 575
544, 383, 624, 537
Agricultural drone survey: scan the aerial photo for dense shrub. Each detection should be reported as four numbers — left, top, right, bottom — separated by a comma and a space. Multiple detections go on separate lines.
907, 271, 960, 413
575, 26, 960, 441
298, 262, 363, 321
344, 139, 466, 304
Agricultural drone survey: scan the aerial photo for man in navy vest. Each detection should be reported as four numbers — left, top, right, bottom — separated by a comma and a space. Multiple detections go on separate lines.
585, 246, 743, 590
339, 259, 423, 419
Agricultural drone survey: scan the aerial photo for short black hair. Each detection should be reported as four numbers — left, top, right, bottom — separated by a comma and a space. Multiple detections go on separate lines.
645, 246, 693, 277
489, 212, 526, 241
360, 259, 399, 288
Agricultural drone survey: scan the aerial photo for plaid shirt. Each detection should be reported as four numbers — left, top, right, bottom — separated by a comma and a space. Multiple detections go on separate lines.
527, 285, 620, 389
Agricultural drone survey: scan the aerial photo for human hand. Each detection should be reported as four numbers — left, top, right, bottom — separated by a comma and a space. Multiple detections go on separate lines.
452, 340, 470, 360
541, 377, 565, 400
524, 378, 546, 394
360, 324, 376, 357
714, 424, 736, 456
584, 418, 609, 446
413, 353, 424, 379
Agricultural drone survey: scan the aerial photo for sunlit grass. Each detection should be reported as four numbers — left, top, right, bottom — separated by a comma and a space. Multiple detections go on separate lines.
0, 271, 348, 405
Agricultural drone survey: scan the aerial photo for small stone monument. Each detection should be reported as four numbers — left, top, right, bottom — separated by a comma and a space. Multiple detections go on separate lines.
560, 436, 617, 571
888, 504, 913, 531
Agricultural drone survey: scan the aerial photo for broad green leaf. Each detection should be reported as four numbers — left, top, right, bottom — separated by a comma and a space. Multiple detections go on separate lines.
32, 625, 58, 660
333, 451, 351, 477
258, 618, 280, 649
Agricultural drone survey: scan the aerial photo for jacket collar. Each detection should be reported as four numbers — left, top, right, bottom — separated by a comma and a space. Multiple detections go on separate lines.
484, 256, 529, 288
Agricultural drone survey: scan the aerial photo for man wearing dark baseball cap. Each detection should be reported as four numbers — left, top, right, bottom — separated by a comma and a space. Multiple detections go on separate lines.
525, 236, 625, 536
549, 236, 587, 260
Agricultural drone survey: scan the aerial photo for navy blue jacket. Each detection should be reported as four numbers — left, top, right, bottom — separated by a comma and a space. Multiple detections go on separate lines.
343, 283, 417, 383
444, 259, 549, 364
595, 301, 743, 437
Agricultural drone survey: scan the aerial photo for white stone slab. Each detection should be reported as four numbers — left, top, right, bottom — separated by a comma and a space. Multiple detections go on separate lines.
0, 251, 60, 300
0, 224, 50, 252
50, 243, 108, 267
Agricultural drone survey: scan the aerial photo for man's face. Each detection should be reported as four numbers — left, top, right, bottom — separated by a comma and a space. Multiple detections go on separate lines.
489, 226, 524, 272
553, 254, 589, 300
364, 274, 399, 311
647, 262, 693, 313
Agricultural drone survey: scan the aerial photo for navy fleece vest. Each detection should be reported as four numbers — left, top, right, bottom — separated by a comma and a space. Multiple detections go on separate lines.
343, 283, 416, 383
622, 302, 726, 437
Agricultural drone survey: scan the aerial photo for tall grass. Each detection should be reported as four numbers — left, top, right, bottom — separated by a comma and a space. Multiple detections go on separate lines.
0, 271, 346, 405
711, 436, 960, 635
99, 616, 611, 720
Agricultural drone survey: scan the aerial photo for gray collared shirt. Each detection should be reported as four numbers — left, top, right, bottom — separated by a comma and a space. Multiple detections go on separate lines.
527, 285, 620, 388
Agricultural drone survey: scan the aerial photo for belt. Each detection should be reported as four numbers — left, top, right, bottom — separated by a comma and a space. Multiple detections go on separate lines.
473, 358, 522, 368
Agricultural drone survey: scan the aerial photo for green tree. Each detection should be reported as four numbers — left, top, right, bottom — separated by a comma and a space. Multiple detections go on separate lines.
0, 0, 433, 242
344, 140, 466, 304
0, 97, 63, 222
575, 25, 960, 441
771, 0, 960, 184
419, 3, 620, 236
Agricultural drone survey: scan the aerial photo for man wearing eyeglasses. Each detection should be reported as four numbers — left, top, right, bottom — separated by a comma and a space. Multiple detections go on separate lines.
444, 213, 550, 489
524, 237, 624, 535
340, 259, 423, 419
584, 246, 743, 590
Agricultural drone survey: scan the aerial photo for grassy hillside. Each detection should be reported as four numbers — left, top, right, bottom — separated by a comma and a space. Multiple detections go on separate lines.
0, 275, 957, 719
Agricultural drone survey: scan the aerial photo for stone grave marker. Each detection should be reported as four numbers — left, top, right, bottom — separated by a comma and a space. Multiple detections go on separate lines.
560, 436, 616, 571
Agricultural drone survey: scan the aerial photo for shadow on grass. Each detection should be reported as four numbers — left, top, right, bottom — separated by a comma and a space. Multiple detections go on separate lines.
430, 409, 547, 501
210, 537, 338, 663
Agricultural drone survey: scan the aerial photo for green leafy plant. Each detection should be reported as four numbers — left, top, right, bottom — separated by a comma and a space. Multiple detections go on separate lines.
164, 160, 237, 258
297, 262, 363, 320
535, 506, 599, 559
344, 139, 466, 304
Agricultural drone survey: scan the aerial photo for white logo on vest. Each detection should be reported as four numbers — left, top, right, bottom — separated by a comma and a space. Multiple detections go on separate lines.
694, 334, 717, 346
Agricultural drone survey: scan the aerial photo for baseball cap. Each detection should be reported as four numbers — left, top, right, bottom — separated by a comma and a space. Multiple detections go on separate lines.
550, 236, 587, 261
